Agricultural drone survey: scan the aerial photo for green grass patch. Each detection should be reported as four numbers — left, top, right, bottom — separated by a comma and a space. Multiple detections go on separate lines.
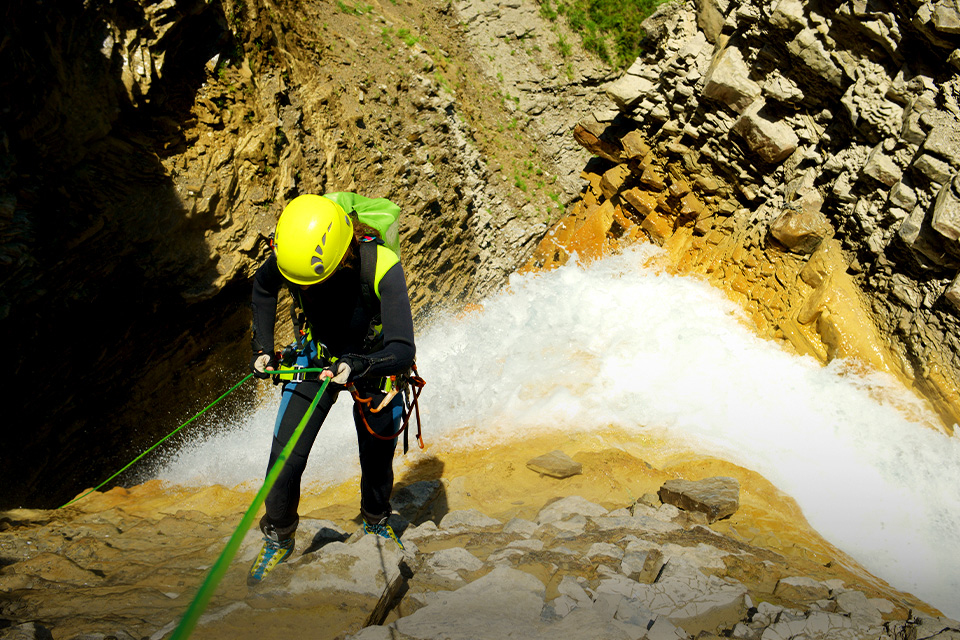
397, 28, 420, 46
381, 27, 395, 47
537, 0, 668, 68
336, 0, 372, 15
555, 32, 572, 59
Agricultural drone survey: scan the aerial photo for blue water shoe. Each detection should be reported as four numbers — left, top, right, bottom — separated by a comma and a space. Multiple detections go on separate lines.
248, 532, 294, 584
362, 519, 404, 550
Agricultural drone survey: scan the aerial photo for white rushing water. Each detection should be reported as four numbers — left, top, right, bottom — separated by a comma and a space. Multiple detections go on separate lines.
158, 244, 960, 618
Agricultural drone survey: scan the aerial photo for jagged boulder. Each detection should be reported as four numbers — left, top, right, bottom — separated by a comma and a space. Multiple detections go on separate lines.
702, 46, 762, 114
731, 100, 799, 165
931, 174, 960, 244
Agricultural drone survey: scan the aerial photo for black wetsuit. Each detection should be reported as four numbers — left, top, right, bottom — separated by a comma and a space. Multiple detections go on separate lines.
250, 250, 416, 536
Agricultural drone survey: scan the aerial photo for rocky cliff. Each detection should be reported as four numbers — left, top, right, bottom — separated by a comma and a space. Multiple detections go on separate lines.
1, 0, 597, 508
527, 0, 960, 429
4, 0, 960, 635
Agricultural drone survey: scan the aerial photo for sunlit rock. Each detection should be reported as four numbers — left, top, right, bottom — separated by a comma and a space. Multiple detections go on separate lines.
526, 450, 583, 479
438, 509, 500, 531
703, 46, 762, 114
633, 567, 749, 636
358, 567, 545, 639
770, 205, 832, 255
774, 576, 832, 602
861, 145, 903, 187
536, 496, 608, 525
931, 174, 960, 242
787, 28, 843, 87
606, 73, 655, 110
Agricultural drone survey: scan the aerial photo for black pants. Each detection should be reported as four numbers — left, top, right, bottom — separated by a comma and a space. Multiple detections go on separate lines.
262, 378, 402, 538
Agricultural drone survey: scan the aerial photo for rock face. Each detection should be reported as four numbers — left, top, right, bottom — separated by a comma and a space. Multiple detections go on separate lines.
528, 0, 960, 429
0, 480, 948, 640
1, 0, 572, 508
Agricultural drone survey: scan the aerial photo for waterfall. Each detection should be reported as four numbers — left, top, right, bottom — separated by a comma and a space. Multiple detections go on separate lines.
157, 243, 960, 618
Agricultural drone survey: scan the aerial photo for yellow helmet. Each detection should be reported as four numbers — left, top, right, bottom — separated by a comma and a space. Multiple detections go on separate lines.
274, 195, 353, 285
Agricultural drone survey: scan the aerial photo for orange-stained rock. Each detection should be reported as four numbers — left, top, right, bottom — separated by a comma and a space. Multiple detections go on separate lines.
770, 206, 833, 254
581, 170, 603, 193
520, 201, 594, 272
566, 200, 616, 262
622, 188, 658, 217
669, 179, 691, 198
620, 130, 651, 159
612, 204, 641, 236
640, 165, 666, 191
457, 303, 485, 318
679, 192, 705, 217
582, 186, 601, 208
642, 210, 675, 244
600, 164, 632, 199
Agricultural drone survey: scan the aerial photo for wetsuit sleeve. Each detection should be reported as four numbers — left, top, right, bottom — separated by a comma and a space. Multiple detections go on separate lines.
352, 262, 416, 380
251, 254, 284, 353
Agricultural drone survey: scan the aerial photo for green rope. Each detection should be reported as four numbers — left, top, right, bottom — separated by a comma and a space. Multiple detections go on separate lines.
59, 368, 332, 509
169, 377, 331, 640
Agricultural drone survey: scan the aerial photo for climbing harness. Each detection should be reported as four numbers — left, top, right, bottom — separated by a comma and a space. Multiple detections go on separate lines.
272, 326, 427, 453
348, 363, 426, 453
271, 227, 427, 452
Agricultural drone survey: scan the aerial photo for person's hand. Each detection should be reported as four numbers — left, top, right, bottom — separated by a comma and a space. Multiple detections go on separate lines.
320, 360, 352, 384
250, 351, 277, 379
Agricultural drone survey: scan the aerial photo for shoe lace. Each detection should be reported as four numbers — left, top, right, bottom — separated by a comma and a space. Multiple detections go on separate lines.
263, 535, 294, 552
364, 521, 385, 535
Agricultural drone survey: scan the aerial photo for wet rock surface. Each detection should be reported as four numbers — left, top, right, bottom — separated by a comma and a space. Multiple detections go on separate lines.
0, 462, 950, 640
658, 477, 741, 524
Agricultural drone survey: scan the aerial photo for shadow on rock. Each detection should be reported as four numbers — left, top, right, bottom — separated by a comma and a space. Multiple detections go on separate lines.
301, 525, 351, 555
391, 455, 449, 531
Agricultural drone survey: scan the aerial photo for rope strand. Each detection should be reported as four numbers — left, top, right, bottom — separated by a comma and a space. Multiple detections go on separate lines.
169, 378, 331, 640
60, 372, 263, 509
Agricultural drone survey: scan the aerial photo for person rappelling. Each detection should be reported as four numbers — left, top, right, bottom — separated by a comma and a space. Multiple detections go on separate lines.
247, 193, 419, 584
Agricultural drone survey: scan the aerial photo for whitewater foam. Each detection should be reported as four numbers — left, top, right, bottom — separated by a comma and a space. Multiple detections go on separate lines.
157, 244, 960, 617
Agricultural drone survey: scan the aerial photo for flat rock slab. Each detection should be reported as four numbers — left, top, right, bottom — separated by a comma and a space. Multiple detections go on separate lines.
536, 496, 608, 525
658, 477, 740, 523
354, 567, 546, 639
526, 450, 583, 479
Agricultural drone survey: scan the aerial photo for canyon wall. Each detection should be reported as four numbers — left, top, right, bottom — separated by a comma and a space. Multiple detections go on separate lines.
0, 0, 559, 507
7, 0, 960, 509
529, 0, 960, 429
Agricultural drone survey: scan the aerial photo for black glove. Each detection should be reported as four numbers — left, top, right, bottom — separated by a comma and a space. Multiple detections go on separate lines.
250, 351, 277, 379
324, 354, 368, 384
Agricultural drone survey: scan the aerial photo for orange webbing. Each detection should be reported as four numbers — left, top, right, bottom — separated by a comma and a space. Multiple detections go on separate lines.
349, 367, 425, 449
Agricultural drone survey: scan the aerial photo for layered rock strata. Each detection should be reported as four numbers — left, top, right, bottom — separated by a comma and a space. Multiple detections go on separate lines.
528, 0, 960, 428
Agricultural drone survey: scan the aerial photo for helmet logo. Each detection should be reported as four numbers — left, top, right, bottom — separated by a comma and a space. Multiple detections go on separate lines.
310, 246, 324, 275
310, 221, 335, 276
